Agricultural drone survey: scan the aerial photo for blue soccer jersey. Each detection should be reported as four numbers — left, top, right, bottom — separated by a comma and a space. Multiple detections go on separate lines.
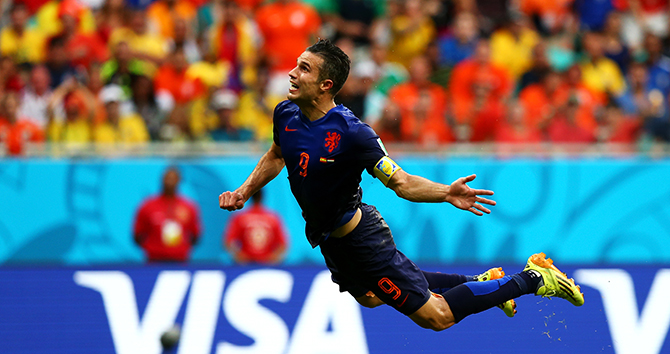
273, 100, 386, 247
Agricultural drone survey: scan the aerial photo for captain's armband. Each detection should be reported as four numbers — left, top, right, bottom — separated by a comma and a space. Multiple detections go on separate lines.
373, 156, 402, 186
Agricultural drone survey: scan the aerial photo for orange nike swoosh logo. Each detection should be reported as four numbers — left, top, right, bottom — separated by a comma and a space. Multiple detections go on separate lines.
285, 126, 298, 132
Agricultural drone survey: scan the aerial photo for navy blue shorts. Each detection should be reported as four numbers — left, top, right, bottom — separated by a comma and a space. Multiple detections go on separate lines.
319, 204, 431, 316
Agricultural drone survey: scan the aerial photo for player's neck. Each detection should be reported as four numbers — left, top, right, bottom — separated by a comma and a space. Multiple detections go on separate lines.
298, 98, 337, 122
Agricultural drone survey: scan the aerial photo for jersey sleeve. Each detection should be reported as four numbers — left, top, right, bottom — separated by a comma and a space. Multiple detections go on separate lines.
272, 100, 291, 147
351, 122, 388, 177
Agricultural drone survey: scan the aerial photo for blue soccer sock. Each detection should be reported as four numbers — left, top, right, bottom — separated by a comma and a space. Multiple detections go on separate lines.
422, 271, 473, 293
441, 271, 540, 323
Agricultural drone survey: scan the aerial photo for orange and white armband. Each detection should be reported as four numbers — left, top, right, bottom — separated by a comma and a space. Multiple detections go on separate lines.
373, 156, 402, 186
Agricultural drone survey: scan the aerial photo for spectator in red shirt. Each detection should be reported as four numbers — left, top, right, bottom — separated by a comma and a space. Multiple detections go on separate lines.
134, 167, 202, 262
495, 102, 543, 144
597, 101, 642, 144
544, 96, 596, 143
224, 188, 288, 265
59, 0, 109, 70
154, 47, 205, 105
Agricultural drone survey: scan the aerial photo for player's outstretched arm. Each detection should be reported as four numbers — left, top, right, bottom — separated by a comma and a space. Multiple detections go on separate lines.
219, 142, 285, 211
387, 170, 496, 216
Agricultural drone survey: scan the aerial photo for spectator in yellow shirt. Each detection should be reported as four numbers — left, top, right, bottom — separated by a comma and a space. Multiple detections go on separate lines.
109, 9, 168, 77
93, 85, 149, 144
0, 3, 47, 64
579, 31, 626, 96
490, 16, 540, 80
46, 79, 95, 143
386, 0, 436, 69
34, 0, 96, 38
233, 62, 282, 141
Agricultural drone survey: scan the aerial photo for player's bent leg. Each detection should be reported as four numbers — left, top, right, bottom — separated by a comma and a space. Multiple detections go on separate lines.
408, 293, 456, 331
356, 291, 385, 308
475, 267, 517, 317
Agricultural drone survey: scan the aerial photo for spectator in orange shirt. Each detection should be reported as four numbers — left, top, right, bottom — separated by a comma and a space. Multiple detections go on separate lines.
154, 46, 205, 139
518, 69, 568, 130
387, 55, 453, 145
449, 39, 512, 141
256, 0, 321, 96
0, 92, 45, 155
154, 47, 205, 106
147, 0, 197, 40
224, 188, 288, 265
519, 0, 575, 35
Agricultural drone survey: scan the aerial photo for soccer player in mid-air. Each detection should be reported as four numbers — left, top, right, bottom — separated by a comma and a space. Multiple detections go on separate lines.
219, 39, 584, 330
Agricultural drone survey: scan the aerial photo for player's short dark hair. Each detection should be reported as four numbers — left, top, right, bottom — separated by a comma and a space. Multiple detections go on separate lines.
306, 38, 351, 97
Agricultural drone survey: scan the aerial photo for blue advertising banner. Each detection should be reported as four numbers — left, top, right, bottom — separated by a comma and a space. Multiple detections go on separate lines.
1, 157, 670, 265
1, 265, 669, 354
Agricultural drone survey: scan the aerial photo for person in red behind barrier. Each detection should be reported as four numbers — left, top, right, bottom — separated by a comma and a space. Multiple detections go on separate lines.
134, 166, 202, 262
224, 188, 288, 265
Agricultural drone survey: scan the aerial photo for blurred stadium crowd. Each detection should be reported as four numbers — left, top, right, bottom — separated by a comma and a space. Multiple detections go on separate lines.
0, 0, 670, 155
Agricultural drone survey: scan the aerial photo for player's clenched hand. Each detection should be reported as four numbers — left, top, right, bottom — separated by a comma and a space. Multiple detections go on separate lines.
447, 174, 496, 216
219, 191, 246, 211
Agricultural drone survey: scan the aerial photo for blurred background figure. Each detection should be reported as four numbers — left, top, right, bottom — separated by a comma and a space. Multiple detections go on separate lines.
208, 88, 254, 141
436, 11, 479, 69
18, 65, 53, 129
386, 54, 452, 145
133, 166, 202, 262
0, 2, 47, 65
0, 91, 45, 155
92, 84, 149, 144
449, 39, 512, 142
386, 0, 436, 69
255, 0, 321, 96
619, 0, 669, 51
224, 188, 288, 265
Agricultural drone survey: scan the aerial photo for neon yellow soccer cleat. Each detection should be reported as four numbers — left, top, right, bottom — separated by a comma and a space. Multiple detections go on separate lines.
475, 267, 518, 317
524, 253, 585, 306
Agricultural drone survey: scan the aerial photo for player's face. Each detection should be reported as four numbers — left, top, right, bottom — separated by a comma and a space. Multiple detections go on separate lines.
287, 51, 324, 103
